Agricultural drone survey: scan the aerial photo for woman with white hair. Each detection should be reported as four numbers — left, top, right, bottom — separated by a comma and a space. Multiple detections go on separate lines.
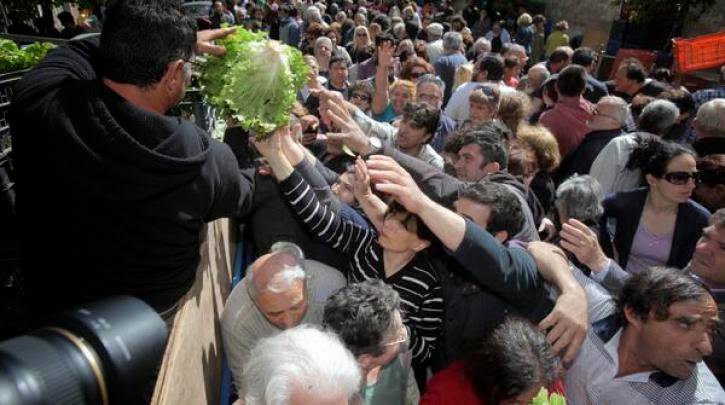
467, 37, 491, 62
314, 36, 334, 77
242, 325, 361, 405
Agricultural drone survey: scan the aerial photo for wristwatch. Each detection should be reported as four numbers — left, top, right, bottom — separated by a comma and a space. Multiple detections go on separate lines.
368, 137, 382, 152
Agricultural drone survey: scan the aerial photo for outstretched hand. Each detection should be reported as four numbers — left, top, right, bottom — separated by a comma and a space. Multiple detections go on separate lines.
351, 157, 372, 199
197, 27, 237, 56
324, 96, 371, 154
377, 41, 395, 70
366, 155, 427, 214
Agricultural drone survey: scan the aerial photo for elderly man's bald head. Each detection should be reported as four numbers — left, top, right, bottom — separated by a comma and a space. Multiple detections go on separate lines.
250, 251, 301, 295
248, 242, 309, 330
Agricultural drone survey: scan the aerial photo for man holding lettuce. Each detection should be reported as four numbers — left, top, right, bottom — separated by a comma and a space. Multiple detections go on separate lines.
9, 0, 254, 322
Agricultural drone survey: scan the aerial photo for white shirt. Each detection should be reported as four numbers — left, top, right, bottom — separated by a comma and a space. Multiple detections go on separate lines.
444, 81, 516, 126
589, 132, 653, 196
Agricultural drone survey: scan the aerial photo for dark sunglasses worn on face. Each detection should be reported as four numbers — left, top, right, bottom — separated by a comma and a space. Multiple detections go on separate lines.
662, 171, 701, 185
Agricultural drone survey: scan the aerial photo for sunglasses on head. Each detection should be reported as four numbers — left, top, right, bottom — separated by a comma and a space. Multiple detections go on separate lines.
662, 171, 701, 185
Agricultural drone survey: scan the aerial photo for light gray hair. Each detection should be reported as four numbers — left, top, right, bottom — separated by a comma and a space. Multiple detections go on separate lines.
638, 99, 679, 135
555, 174, 604, 224
314, 36, 334, 52
242, 325, 361, 405
393, 22, 406, 38
695, 98, 725, 138
443, 31, 463, 52
416, 73, 446, 95
596, 96, 628, 125
474, 37, 492, 53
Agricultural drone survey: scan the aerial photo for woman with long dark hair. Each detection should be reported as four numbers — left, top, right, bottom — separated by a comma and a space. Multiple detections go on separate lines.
599, 137, 710, 273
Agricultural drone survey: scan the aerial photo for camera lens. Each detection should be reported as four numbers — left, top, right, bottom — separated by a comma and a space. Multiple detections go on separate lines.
0, 296, 168, 405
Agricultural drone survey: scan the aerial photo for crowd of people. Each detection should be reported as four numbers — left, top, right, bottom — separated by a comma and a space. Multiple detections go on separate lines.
8, 0, 725, 404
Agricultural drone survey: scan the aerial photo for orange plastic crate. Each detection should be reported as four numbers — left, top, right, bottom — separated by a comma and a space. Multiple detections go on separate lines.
672, 32, 725, 73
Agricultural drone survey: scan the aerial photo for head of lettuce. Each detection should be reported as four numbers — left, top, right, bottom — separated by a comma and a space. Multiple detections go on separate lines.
200, 27, 309, 138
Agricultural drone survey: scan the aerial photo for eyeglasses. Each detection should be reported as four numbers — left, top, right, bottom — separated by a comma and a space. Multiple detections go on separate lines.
356, 33, 368, 37
410, 70, 427, 78
383, 321, 408, 347
350, 92, 371, 102
662, 171, 701, 185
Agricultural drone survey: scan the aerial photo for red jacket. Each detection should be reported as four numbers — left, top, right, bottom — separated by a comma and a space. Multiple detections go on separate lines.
421, 361, 566, 405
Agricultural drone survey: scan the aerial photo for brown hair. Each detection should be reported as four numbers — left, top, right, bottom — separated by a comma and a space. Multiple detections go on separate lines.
399, 56, 434, 81
517, 124, 561, 173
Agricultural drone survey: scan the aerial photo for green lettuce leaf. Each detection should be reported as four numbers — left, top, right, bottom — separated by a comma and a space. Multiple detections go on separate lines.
199, 27, 309, 138
530, 387, 566, 405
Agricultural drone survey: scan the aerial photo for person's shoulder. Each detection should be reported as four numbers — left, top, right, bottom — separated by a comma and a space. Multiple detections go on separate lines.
305, 259, 346, 300
221, 278, 258, 332
683, 198, 712, 221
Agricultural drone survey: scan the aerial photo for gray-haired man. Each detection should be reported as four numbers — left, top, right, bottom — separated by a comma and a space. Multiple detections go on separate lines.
221, 242, 346, 395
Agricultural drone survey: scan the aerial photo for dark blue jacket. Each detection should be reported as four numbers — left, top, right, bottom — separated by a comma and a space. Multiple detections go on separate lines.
599, 188, 710, 270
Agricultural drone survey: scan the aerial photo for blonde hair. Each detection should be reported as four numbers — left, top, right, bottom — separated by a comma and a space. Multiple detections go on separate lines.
390, 79, 417, 99
516, 13, 532, 27
517, 124, 561, 173
453, 63, 474, 92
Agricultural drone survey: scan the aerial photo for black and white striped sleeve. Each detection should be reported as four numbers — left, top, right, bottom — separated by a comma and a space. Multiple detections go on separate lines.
397, 265, 444, 364
278, 170, 374, 256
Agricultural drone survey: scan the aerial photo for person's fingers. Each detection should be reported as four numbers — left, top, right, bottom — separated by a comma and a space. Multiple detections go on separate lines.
550, 328, 574, 355
325, 107, 348, 127
544, 318, 567, 346
367, 166, 410, 185
326, 98, 350, 121
374, 182, 407, 197
366, 155, 405, 173
561, 222, 587, 239
562, 330, 586, 365
559, 239, 581, 256
197, 27, 237, 56
538, 312, 556, 331
198, 26, 237, 41
567, 218, 592, 234
325, 132, 348, 142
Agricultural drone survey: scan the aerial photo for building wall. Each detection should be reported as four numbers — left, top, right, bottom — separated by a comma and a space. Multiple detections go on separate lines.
544, 0, 620, 51
682, 1, 725, 38
544, 0, 724, 52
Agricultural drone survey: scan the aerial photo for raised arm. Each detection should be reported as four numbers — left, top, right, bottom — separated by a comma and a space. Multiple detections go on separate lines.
350, 157, 387, 232
371, 43, 394, 115
367, 155, 545, 300
323, 102, 465, 207
254, 129, 376, 257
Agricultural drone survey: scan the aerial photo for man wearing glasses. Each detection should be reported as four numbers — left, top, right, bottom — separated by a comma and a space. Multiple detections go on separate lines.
323, 279, 419, 405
